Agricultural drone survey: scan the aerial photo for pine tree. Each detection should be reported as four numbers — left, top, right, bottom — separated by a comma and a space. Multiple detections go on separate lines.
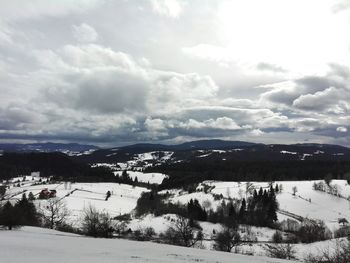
28, 192, 35, 201
275, 184, 279, 193
238, 198, 246, 222
15, 193, 39, 226
0, 201, 20, 230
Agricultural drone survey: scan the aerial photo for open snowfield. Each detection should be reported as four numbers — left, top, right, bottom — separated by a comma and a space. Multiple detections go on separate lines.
0, 227, 292, 263
2, 179, 149, 224
114, 171, 168, 184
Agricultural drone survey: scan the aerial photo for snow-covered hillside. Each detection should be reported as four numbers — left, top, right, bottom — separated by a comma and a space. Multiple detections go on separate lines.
114, 171, 168, 184
3, 179, 149, 224
0, 227, 292, 263
198, 180, 350, 230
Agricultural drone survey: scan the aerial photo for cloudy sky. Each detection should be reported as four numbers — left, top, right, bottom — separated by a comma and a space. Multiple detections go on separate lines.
1, 0, 350, 146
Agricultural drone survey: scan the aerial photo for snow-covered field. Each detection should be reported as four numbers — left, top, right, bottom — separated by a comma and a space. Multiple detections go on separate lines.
3, 175, 350, 261
114, 171, 168, 184
0, 227, 292, 263
2, 179, 149, 224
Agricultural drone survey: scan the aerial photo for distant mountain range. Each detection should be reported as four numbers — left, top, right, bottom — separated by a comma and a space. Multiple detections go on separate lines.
1, 140, 350, 183
1, 140, 350, 163
0, 143, 98, 155
69, 139, 350, 164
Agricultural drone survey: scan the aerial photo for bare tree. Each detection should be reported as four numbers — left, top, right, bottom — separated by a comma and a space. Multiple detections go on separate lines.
81, 205, 114, 238
304, 239, 350, 263
41, 198, 69, 229
162, 216, 200, 247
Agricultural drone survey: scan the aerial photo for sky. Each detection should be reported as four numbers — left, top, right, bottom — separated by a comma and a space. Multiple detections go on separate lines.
0, 0, 350, 147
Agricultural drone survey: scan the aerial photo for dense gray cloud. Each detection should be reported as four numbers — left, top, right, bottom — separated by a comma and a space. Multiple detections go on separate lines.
0, 0, 350, 146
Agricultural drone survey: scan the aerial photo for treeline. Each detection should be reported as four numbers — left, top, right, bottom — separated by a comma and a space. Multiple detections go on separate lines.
147, 160, 350, 189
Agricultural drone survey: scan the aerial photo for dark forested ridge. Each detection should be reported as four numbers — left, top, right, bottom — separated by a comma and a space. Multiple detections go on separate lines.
0, 152, 114, 182
0, 142, 98, 153
2, 140, 350, 186
148, 160, 350, 189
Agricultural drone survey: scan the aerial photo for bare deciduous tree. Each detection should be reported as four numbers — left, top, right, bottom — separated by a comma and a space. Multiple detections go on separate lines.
81, 205, 114, 238
304, 239, 350, 263
162, 216, 201, 247
41, 198, 69, 229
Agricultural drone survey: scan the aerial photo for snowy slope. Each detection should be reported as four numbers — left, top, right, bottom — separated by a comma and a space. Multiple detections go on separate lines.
3, 181, 149, 224
202, 180, 350, 230
114, 171, 168, 184
0, 227, 292, 263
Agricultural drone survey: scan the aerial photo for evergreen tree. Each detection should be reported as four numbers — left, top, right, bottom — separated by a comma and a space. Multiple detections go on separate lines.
275, 184, 279, 193
0, 201, 20, 230
238, 198, 246, 222
28, 191, 35, 201
15, 193, 39, 226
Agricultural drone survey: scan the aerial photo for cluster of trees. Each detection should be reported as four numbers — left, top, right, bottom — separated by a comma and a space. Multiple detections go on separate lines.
0, 194, 39, 230
241, 186, 279, 227
135, 186, 278, 230
297, 221, 332, 243
313, 181, 342, 197
187, 199, 207, 221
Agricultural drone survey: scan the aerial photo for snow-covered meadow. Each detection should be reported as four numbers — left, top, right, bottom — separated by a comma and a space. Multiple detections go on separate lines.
0, 227, 292, 263
2, 177, 149, 225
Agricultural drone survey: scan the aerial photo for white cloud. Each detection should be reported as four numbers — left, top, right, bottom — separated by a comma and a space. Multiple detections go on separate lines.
72, 23, 98, 43
179, 117, 241, 131
150, 0, 183, 18
0, 0, 102, 21
337, 126, 347, 132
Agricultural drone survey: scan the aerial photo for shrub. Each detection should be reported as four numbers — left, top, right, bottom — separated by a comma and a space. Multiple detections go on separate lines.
161, 216, 200, 247
298, 221, 332, 243
214, 227, 241, 252
81, 206, 114, 238
132, 227, 156, 241
335, 226, 350, 238
272, 230, 283, 243
305, 239, 350, 263
264, 243, 296, 260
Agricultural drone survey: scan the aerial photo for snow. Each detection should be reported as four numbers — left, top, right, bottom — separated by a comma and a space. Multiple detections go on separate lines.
202, 180, 350, 230
136, 151, 174, 162
196, 153, 212, 158
91, 163, 118, 169
301, 153, 312, 160
114, 151, 174, 170
2, 182, 149, 224
280, 150, 297, 155
114, 171, 168, 184
168, 192, 220, 210
0, 227, 292, 263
